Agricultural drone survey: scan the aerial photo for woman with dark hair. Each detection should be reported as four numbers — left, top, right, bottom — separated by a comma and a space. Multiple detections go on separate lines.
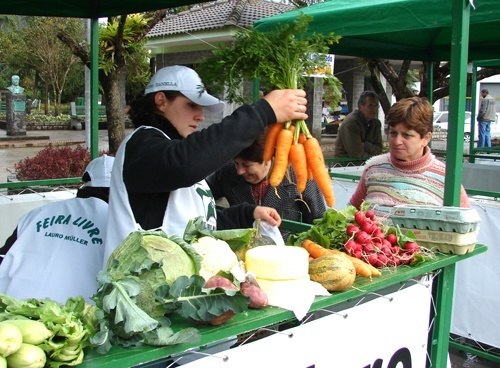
206, 133, 326, 238
105, 65, 309, 258
349, 97, 469, 218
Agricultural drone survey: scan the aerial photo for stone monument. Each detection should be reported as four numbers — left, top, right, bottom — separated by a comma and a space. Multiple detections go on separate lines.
5, 75, 27, 136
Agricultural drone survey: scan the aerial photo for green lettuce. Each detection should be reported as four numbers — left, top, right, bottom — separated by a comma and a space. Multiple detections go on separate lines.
0, 293, 97, 367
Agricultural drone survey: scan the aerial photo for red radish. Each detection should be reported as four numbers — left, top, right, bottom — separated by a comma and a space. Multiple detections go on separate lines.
344, 239, 358, 254
346, 224, 360, 236
372, 228, 385, 239
363, 242, 374, 253
365, 209, 375, 220
382, 238, 393, 249
355, 231, 371, 244
386, 233, 398, 245
391, 246, 402, 255
367, 253, 380, 267
354, 211, 367, 226
353, 249, 363, 259
361, 221, 375, 234
377, 253, 389, 266
404, 241, 420, 253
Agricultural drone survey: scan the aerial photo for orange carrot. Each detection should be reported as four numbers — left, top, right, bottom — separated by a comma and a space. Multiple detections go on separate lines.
302, 239, 331, 259
269, 127, 294, 188
298, 132, 307, 144
263, 123, 284, 162
328, 248, 381, 278
304, 137, 335, 207
289, 142, 308, 193
298, 132, 313, 180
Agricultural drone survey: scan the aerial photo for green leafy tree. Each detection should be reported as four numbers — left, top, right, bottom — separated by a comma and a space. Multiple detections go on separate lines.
21, 17, 83, 116
0, 16, 28, 90
58, 12, 166, 153
0, 16, 84, 115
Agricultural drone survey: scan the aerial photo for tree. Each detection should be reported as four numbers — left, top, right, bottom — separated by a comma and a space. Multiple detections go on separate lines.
58, 12, 166, 153
21, 17, 83, 116
365, 58, 500, 114
0, 16, 84, 114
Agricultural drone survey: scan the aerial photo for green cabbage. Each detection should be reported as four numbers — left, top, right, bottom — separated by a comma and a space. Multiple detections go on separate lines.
93, 231, 203, 348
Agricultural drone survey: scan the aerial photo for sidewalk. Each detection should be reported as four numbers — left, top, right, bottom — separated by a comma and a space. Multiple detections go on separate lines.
0, 129, 86, 149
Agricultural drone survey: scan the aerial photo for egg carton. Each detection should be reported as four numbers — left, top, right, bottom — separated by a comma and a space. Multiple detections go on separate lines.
390, 205, 480, 233
410, 229, 478, 245
403, 228, 477, 255
416, 241, 476, 255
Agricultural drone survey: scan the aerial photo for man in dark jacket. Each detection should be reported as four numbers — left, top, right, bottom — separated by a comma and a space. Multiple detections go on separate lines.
333, 90, 383, 164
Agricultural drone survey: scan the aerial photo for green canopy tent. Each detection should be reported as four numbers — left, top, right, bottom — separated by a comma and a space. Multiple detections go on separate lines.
0, 0, 213, 160
255, 0, 500, 62
257, 1, 499, 365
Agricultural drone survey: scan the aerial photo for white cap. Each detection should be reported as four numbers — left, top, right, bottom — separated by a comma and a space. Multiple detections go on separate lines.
83, 154, 115, 188
144, 65, 224, 113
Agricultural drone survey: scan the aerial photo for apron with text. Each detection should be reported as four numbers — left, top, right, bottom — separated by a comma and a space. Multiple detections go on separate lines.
0, 197, 107, 303
104, 126, 216, 262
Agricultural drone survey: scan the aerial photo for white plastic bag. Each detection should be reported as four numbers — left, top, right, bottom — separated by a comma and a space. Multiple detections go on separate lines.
254, 220, 284, 246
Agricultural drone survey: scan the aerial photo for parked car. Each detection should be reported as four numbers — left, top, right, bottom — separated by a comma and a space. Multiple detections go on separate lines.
432, 111, 500, 143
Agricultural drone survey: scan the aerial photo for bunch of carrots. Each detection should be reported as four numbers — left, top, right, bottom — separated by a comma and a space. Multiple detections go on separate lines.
264, 119, 335, 208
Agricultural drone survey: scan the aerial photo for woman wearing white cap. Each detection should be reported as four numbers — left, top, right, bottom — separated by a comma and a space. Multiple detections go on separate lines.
105, 65, 308, 258
0, 155, 115, 303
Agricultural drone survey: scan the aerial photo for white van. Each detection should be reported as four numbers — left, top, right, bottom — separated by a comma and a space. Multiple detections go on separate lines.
433, 111, 500, 143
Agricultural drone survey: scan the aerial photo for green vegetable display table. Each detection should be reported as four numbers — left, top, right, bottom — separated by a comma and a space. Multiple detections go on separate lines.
80, 244, 486, 368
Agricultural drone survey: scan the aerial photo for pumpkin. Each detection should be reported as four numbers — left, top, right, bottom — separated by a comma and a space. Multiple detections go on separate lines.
309, 253, 356, 291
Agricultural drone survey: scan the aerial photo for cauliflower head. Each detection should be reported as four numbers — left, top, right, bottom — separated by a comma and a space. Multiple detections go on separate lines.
192, 236, 246, 282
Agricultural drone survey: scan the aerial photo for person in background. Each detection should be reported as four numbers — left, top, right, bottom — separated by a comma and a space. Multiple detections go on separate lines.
477, 88, 496, 148
0, 155, 114, 303
349, 97, 469, 218
333, 90, 383, 163
206, 134, 326, 238
105, 65, 308, 260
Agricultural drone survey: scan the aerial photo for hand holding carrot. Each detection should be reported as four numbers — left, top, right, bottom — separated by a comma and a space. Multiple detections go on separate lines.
263, 89, 308, 123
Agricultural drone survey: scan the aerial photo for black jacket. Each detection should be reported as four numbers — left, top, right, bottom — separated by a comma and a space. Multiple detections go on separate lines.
124, 99, 277, 231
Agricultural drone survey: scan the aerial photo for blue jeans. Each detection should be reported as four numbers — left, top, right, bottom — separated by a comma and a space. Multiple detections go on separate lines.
478, 120, 492, 148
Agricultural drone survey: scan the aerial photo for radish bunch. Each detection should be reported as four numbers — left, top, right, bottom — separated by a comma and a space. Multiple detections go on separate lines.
343, 210, 420, 268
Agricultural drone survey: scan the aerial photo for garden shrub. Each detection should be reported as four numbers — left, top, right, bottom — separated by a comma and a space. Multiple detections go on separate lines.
15, 145, 91, 181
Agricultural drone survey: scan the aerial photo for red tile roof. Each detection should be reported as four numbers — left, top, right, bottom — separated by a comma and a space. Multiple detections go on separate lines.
147, 0, 294, 38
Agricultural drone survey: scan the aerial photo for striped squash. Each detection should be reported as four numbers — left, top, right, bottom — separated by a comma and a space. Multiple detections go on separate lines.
309, 254, 356, 291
